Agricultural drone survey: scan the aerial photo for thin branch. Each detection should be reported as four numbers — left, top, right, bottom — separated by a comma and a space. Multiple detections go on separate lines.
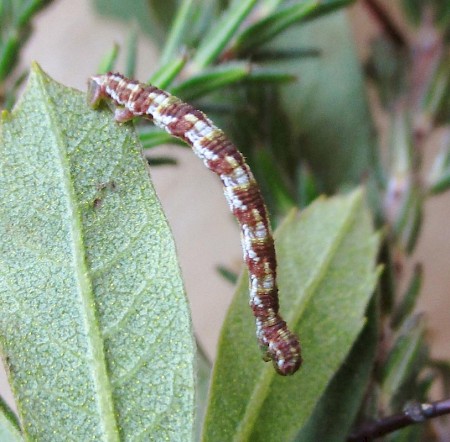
348, 399, 450, 441
410, 8, 443, 117
363, 0, 408, 48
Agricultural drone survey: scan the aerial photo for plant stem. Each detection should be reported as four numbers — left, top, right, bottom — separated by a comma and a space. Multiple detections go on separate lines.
363, 0, 408, 48
348, 399, 450, 441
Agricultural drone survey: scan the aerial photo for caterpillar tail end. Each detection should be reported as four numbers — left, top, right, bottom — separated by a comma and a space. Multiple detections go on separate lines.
273, 351, 302, 376
260, 336, 302, 375
272, 335, 303, 376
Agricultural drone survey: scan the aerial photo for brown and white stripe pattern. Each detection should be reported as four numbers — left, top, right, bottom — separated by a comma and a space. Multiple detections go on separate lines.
87, 73, 302, 375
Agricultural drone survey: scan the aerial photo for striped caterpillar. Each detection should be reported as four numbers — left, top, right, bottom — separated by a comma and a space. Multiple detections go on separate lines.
87, 73, 302, 376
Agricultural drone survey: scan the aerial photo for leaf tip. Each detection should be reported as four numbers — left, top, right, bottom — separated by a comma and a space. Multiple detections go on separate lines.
30, 61, 43, 74
29, 61, 52, 86
349, 186, 365, 203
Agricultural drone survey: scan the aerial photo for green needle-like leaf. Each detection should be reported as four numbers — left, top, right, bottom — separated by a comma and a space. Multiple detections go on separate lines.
381, 316, 426, 409
203, 189, 380, 441
172, 63, 250, 100
216, 265, 238, 285
16, 0, 54, 27
125, 25, 138, 78
233, 0, 353, 56
391, 264, 423, 329
172, 64, 295, 101
233, 0, 317, 55
97, 43, 120, 74
402, 0, 422, 25
0, 64, 195, 440
243, 70, 296, 84
192, 0, 257, 69
428, 131, 450, 195
149, 55, 186, 89
158, 0, 195, 66
140, 127, 185, 149
146, 156, 177, 167
0, 31, 20, 82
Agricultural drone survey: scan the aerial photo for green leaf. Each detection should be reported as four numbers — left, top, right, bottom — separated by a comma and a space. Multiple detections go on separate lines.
172, 63, 295, 101
203, 189, 380, 441
125, 25, 138, 78
145, 156, 178, 167
391, 264, 423, 329
250, 47, 321, 62
295, 299, 378, 442
233, 0, 354, 56
423, 53, 450, 126
0, 396, 22, 442
0, 31, 20, 82
233, 1, 317, 54
381, 316, 426, 409
97, 43, 120, 74
390, 182, 423, 254
297, 164, 320, 208
0, 64, 195, 440
402, 0, 450, 27
428, 129, 450, 195
437, 0, 450, 28
243, 69, 297, 84
2, 68, 27, 111
158, 0, 196, 66
15, 0, 54, 27
253, 149, 297, 214
401, 0, 422, 25
172, 63, 250, 100
0, 0, 53, 82
192, 0, 257, 69
139, 127, 185, 149
378, 242, 396, 315
149, 55, 187, 89
276, 11, 378, 192
147, 0, 180, 35
216, 265, 238, 285
367, 36, 408, 109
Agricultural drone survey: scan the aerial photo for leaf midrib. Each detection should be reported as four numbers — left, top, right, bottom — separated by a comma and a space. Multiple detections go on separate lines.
233, 191, 363, 441
34, 71, 120, 442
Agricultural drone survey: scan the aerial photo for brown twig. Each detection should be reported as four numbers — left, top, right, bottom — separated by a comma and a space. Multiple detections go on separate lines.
348, 399, 450, 441
410, 8, 443, 119
363, 0, 408, 48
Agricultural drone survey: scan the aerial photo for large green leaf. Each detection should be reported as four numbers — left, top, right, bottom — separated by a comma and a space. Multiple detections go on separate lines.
0, 64, 195, 440
203, 189, 380, 441
295, 299, 378, 442
275, 12, 378, 192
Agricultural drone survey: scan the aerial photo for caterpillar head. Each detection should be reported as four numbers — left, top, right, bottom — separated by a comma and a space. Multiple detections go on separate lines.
87, 74, 108, 108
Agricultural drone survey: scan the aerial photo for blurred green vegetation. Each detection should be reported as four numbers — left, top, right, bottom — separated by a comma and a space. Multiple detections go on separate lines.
1, 0, 450, 440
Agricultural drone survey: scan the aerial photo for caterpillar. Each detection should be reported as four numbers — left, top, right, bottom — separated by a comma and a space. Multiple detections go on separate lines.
87, 73, 302, 376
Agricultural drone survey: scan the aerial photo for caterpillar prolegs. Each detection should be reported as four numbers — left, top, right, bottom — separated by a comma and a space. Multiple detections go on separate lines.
87, 73, 302, 376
